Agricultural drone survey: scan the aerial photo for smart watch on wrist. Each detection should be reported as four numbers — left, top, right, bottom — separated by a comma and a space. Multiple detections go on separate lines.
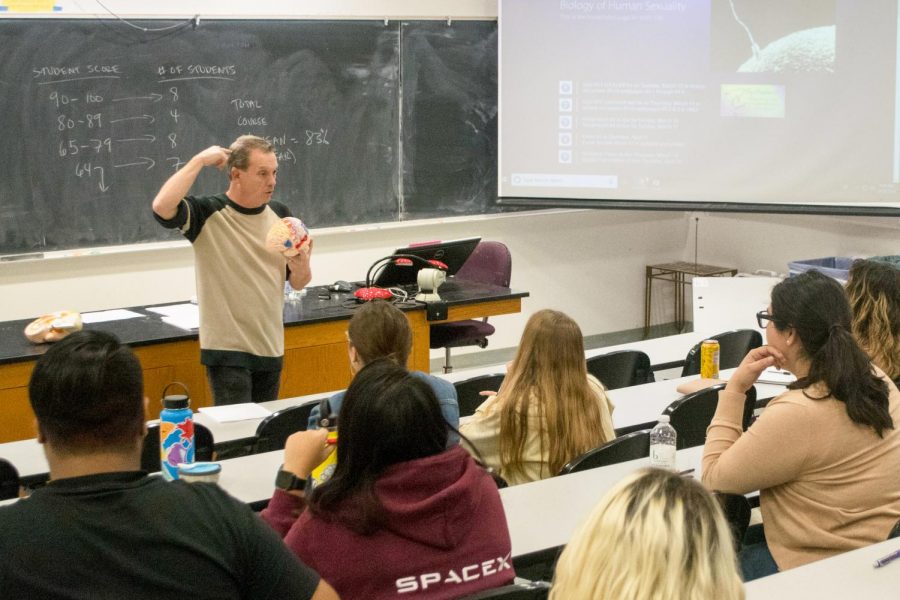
275, 466, 307, 491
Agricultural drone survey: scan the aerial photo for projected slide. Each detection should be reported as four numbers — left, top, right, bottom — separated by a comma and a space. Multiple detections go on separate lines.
499, 0, 900, 208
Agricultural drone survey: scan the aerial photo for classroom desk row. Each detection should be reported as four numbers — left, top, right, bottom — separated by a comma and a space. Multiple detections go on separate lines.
180, 441, 900, 600
744, 538, 900, 599
440, 330, 711, 386
88, 445, 716, 552
2, 442, 894, 599
0, 369, 787, 481
584, 330, 710, 369
0, 325, 736, 474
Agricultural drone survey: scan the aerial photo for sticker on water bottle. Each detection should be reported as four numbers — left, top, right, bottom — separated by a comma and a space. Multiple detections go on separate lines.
649, 444, 677, 470
160, 418, 195, 480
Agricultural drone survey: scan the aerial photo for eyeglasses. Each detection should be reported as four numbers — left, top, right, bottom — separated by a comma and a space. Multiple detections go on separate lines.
756, 311, 780, 328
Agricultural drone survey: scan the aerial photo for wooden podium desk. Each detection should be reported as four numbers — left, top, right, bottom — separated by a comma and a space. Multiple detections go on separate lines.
0, 282, 527, 443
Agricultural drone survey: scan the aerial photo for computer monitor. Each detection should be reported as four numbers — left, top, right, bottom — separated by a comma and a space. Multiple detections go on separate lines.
372, 237, 481, 287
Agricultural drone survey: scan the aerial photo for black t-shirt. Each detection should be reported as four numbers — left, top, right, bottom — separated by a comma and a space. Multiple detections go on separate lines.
0, 472, 319, 599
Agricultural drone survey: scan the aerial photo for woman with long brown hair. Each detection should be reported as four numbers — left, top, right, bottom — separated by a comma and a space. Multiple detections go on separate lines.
460, 309, 615, 485
703, 271, 900, 580
846, 258, 900, 384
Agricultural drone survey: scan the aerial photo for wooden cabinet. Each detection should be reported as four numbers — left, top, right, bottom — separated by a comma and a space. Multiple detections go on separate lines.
0, 294, 522, 443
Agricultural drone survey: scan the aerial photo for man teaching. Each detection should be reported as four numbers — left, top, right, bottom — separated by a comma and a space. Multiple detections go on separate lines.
152, 135, 312, 405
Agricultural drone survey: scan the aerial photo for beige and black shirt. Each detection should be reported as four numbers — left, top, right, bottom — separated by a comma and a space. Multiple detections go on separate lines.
155, 194, 289, 371
703, 374, 900, 570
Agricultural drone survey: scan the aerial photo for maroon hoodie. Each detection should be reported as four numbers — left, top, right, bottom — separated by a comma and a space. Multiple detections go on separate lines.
263, 445, 515, 599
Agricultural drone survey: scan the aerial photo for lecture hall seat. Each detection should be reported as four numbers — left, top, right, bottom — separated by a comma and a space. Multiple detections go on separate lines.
141, 422, 215, 472
253, 400, 323, 453
0, 458, 20, 500
558, 430, 652, 475
585, 350, 654, 390
663, 384, 757, 449
681, 329, 763, 377
454, 373, 505, 418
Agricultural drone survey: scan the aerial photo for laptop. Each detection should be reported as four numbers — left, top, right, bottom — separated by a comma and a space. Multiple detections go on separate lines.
372, 237, 481, 287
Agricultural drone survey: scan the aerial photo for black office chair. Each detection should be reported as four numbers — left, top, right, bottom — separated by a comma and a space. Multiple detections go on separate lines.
586, 350, 654, 390
458, 581, 551, 600
430, 241, 512, 373
558, 430, 651, 475
888, 518, 900, 540
254, 400, 322, 453
454, 373, 505, 418
663, 384, 757, 449
715, 492, 751, 552
0, 458, 20, 501
141, 422, 215, 473
681, 329, 763, 377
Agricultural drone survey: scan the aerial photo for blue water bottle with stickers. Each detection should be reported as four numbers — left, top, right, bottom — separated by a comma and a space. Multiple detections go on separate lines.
159, 382, 195, 481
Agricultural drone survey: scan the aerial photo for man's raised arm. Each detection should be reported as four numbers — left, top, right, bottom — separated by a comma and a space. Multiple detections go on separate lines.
152, 145, 231, 219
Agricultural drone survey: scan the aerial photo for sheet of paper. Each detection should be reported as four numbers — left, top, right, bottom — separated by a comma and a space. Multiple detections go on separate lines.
146, 303, 198, 318
757, 367, 796, 386
148, 303, 200, 330
161, 315, 200, 331
80, 309, 144, 324
199, 403, 272, 423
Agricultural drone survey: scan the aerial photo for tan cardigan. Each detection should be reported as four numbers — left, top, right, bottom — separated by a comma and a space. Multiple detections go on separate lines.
460, 375, 615, 486
702, 374, 900, 570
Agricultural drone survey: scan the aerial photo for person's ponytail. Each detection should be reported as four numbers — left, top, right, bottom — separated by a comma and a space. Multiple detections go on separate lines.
798, 325, 892, 437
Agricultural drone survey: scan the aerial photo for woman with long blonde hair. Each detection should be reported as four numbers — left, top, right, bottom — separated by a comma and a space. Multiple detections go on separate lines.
846, 259, 900, 384
551, 469, 744, 600
460, 309, 615, 485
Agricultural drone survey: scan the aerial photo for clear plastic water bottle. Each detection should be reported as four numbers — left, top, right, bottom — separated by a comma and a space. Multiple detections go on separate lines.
284, 281, 305, 302
159, 382, 195, 481
649, 415, 677, 471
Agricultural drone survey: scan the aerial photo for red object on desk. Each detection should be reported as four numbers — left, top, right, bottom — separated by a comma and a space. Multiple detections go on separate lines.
393, 257, 446, 270
354, 288, 393, 302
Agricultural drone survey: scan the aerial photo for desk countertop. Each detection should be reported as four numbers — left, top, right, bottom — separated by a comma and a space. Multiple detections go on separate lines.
2, 370, 787, 481
0, 281, 528, 366
4, 447, 894, 599
744, 538, 900, 599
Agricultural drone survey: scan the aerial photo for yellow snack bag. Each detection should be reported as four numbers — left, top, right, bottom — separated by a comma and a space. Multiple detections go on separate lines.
309, 430, 338, 488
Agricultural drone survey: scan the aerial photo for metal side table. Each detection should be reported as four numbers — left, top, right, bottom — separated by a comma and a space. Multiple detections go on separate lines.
644, 261, 737, 337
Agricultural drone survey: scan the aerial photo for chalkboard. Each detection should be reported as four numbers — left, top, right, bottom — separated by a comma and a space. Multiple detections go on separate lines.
0, 19, 502, 255
401, 21, 499, 218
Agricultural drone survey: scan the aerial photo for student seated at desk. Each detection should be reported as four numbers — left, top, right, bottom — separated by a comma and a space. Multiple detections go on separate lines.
263, 360, 514, 600
846, 258, 900, 385
551, 468, 744, 600
307, 300, 459, 445
703, 271, 900, 581
0, 331, 336, 600
460, 309, 615, 485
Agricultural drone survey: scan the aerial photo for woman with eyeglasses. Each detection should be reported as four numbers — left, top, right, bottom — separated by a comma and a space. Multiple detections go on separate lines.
702, 271, 900, 581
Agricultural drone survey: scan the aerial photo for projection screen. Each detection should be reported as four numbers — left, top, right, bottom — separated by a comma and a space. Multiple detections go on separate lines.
498, 0, 900, 215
